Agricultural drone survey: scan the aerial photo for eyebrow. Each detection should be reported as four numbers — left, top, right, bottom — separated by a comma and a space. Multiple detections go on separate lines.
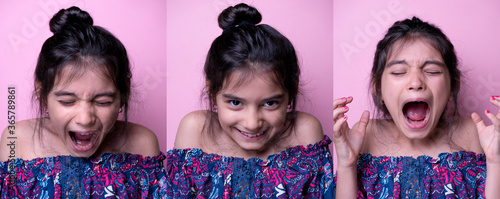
54, 91, 117, 98
221, 93, 285, 101
386, 60, 445, 68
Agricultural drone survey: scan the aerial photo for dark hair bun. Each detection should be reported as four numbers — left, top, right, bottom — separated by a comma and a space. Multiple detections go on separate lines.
218, 3, 262, 30
49, 6, 93, 34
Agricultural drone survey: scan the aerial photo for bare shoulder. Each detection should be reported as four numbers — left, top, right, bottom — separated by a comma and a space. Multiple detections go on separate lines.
452, 117, 483, 153
118, 121, 160, 157
362, 119, 393, 154
174, 110, 207, 149
0, 119, 37, 161
291, 111, 325, 146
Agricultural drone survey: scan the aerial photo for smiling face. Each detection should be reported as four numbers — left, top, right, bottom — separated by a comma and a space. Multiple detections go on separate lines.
45, 65, 121, 157
215, 70, 289, 158
380, 39, 451, 140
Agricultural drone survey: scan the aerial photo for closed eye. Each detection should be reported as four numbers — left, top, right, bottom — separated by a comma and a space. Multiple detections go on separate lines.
95, 101, 112, 106
391, 72, 406, 75
426, 71, 442, 75
58, 101, 75, 106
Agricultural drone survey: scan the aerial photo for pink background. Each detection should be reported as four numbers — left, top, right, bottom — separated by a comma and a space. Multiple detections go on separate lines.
334, 0, 500, 128
0, 1, 167, 151
167, 1, 334, 150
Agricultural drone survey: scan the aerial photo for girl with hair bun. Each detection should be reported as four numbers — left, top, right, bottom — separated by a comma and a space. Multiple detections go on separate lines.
333, 17, 500, 198
0, 6, 166, 198
167, 3, 334, 198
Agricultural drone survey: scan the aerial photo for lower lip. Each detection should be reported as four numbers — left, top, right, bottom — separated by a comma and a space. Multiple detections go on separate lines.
237, 129, 266, 141
70, 132, 98, 152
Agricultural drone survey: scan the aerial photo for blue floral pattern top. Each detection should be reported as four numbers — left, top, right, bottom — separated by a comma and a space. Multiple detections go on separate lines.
166, 136, 334, 198
332, 151, 487, 198
0, 153, 167, 198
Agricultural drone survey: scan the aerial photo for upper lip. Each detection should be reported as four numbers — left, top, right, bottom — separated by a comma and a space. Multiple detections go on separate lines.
402, 98, 430, 107
69, 130, 98, 134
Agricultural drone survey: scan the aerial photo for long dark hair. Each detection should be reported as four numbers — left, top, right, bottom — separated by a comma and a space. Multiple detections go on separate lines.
204, 3, 300, 137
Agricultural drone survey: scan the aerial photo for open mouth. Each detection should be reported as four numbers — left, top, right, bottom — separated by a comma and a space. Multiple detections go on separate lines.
402, 101, 430, 129
69, 131, 98, 151
237, 128, 266, 138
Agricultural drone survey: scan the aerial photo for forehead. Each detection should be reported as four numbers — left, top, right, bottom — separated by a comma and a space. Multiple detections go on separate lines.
222, 70, 283, 92
387, 38, 443, 64
53, 63, 114, 89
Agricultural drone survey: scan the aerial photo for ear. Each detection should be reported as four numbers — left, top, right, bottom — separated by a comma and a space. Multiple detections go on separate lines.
205, 79, 216, 105
205, 79, 211, 93
35, 81, 42, 99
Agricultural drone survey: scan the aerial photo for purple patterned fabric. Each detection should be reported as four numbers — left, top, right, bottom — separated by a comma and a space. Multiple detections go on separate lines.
166, 136, 334, 198
0, 153, 167, 198
333, 151, 487, 198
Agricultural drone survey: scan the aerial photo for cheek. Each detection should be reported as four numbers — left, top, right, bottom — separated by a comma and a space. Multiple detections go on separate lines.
217, 110, 237, 126
98, 108, 119, 123
266, 110, 287, 126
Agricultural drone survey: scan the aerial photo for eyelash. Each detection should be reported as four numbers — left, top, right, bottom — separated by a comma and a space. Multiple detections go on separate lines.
227, 100, 279, 107
57, 101, 112, 106
95, 101, 112, 106
229, 100, 242, 106
58, 101, 75, 106
264, 101, 278, 107
391, 72, 405, 75
426, 71, 442, 75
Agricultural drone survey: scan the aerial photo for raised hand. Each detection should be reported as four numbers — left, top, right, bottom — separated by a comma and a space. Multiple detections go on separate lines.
333, 96, 370, 168
471, 96, 500, 164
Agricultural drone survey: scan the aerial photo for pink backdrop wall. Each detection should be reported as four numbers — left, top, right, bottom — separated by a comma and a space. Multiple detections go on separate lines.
0, 1, 167, 151
334, 0, 500, 168
167, 0, 334, 150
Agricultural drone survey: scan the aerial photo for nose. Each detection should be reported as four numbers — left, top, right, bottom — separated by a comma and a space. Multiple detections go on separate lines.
407, 71, 425, 91
243, 108, 262, 132
75, 103, 96, 126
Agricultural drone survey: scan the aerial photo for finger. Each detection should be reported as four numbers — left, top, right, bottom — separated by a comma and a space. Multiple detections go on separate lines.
490, 96, 500, 117
484, 109, 500, 127
333, 115, 348, 138
333, 105, 349, 121
333, 96, 353, 109
471, 112, 486, 132
353, 110, 370, 134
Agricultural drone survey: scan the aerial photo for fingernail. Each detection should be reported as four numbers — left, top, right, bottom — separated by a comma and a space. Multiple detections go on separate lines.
343, 115, 347, 119
492, 96, 496, 100
486, 110, 491, 114
347, 96, 351, 99
341, 97, 345, 100
344, 106, 348, 109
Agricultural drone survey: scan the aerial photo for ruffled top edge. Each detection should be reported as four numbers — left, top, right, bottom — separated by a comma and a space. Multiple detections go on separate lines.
358, 151, 486, 166
167, 135, 332, 164
0, 152, 166, 170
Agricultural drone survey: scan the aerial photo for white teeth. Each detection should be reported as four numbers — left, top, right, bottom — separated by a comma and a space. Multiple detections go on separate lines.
75, 132, 93, 135
239, 130, 264, 137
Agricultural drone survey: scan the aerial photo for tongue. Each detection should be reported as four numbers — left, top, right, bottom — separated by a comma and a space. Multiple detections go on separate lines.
405, 103, 427, 121
73, 132, 92, 141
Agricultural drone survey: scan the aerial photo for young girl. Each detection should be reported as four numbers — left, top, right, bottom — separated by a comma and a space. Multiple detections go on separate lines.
0, 7, 166, 198
333, 17, 500, 198
167, 3, 334, 198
